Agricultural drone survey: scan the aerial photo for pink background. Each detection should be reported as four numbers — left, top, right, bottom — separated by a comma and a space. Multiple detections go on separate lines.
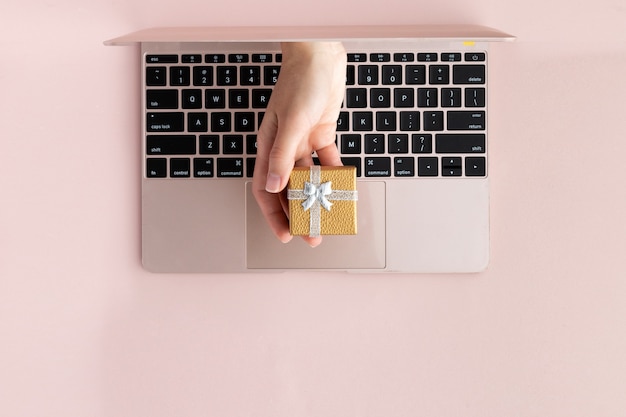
1, 0, 626, 416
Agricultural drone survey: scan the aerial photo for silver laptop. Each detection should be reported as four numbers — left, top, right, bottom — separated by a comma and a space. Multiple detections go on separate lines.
105, 25, 514, 273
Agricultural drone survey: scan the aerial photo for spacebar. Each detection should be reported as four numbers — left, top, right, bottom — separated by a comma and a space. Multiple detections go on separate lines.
435, 134, 485, 153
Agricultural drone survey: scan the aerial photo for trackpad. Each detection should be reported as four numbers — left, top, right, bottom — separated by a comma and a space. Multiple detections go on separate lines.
246, 181, 386, 270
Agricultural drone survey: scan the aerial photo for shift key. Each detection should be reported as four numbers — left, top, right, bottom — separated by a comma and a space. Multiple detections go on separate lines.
436, 134, 485, 153
147, 135, 196, 155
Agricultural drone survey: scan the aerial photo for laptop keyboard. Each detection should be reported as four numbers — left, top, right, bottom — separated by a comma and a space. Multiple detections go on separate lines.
144, 49, 488, 179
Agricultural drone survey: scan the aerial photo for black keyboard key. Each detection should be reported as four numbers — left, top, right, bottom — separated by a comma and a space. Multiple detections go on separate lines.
453, 65, 486, 84
364, 157, 391, 177
246, 157, 256, 178
394, 157, 415, 177
347, 53, 367, 62
199, 135, 219, 154
388, 134, 409, 153
400, 111, 420, 131
146, 67, 167, 86
465, 52, 486, 62
435, 134, 486, 153
466, 157, 486, 176
217, 66, 237, 86
170, 158, 191, 177
341, 134, 361, 154
412, 134, 433, 154
182, 54, 202, 63
229, 89, 249, 108
211, 112, 231, 132
353, 112, 373, 131
418, 157, 438, 176
417, 88, 438, 107
147, 135, 196, 155
188, 113, 208, 132
194, 158, 214, 177
206, 89, 226, 109
146, 158, 167, 177
441, 88, 462, 107
465, 88, 486, 107
146, 55, 178, 64
358, 65, 378, 85
252, 89, 272, 108
429, 65, 450, 84
447, 111, 486, 130
346, 88, 367, 108
223, 135, 244, 154
346, 65, 355, 85
217, 158, 244, 177
182, 89, 203, 109
240, 66, 261, 85
371, 53, 391, 62
252, 54, 273, 63
246, 135, 258, 154
423, 111, 444, 131
417, 53, 438, 62
370, 88, 391, 108
376, 112, 396, 131
443, 168, 462, 177
365, 134, 385, 154
206, 54, 226, 63
147, 90, 178, 109
235, 112, 255, 132
394, 52, 414, 62
193, 67, 213, 86
229, 54, 249, 63
147, 112, 184, 132
264, 66, 280, 85
341, 157, 362, 177
442, 53, 462, 62
443, 157, 462, 168
382, 65, 402, 85
394, 88, 415, 107
442, 157, 462, 176
170, 67, 191, 86
406, 65, 426, 84
337, 112, 349, 131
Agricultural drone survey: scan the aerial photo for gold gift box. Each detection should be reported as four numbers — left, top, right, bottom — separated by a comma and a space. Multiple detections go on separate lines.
287, 165, 358, 237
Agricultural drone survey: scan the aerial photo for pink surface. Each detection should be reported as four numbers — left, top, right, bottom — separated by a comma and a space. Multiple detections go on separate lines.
1, 0, 625, 416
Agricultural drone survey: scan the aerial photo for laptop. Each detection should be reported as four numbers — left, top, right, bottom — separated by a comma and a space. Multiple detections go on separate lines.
105, 25, 515, 273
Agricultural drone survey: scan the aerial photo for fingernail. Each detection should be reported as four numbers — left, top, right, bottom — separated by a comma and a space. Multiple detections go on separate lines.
265, 173, 281, 193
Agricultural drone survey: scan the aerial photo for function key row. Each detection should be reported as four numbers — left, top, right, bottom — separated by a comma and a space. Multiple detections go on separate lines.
146, 54, 281, 64
146, 52, 484, 64
348, 52, 486, 63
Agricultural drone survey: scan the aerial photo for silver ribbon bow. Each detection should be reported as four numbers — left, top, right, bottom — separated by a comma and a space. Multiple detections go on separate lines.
302, 181, 333, 211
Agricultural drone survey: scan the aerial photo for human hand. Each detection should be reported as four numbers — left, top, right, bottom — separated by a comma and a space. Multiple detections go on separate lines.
252, 42, 347, 247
